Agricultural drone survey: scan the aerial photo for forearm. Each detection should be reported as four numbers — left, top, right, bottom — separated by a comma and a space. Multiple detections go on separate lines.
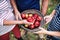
45, 31, 60, 37
3, 20, 23, 25
41, 0, 48, 16
50, 10, 56, 17
10, 0, 18, 12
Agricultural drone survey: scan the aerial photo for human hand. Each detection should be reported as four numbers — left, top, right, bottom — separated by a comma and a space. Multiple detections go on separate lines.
14, 11, 22, 20
44, 15, 53, 24
34, 27, 47, 34
22, 20, 33, 25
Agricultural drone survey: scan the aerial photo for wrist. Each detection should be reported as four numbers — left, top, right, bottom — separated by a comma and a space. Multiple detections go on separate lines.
19, 20, 24, 24
14, 10, 20, 14
50, 10, 56, 17
16, 20, 24, 24
44, 31, 50, 35
43, 30, 48, 34
50, 14, 54, 18
14, 9, 19, 12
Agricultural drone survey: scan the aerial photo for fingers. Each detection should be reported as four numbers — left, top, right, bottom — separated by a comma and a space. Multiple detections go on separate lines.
39, 27, 44, 29
16, 15, 18, 20
44, 16, 50, 24
25, 21, 33, 25
19, 14, 22, 20
45, 21, 49, 24
44, 16, 47, 24
34, 31, 40, 34
28, 22, 33, 25
44, 16, 48, 20
23, 19, 33, 25
33, 27, 45, 34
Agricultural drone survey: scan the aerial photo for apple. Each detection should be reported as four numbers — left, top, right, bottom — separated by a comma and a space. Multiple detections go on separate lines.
21, 13, 26, 19
33, 14, 38, 19
32, 16, 36, 22
27, 17, 33, 22
34, 21, 40, 27
25, 24, 29, 28
25, 14, 28, 18
29, 24, 35, 29
28, 13, 33, 17
37, 16, 42, 21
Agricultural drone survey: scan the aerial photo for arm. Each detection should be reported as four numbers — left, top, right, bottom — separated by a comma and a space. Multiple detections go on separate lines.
44, 10, 56, 24
50, 10, 56, 17
0, 19, 23, 26
35, 10, 60, 37
41, 0, 49, 16
34, 27, 60, 37
10, 0, 18, 13
10, 0, 21, 20
3, 19, 32, 25
3, 20, 23, 25
44, 10, 60, 37
45, 31, 60, 37
0, 19, 32, 26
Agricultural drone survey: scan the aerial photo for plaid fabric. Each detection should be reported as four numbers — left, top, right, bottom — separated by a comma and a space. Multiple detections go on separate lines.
47, 4, 60, 40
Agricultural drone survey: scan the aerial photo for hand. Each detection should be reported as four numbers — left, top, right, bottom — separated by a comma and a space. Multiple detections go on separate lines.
22, 20, 33, 25
34, 27, 47, 34
44, 15, 53, 24
14, 11, 22, 20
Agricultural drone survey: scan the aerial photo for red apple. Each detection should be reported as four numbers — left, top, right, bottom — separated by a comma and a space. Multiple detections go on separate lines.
21, 13, 26, 19
37, 16, 42, 21
29, 24, 35, 29
28, 13, 33, 17
33, 14, 38, 19
34, 21, 40, 27
27, 17, 34, 22
32, 16, 35, 21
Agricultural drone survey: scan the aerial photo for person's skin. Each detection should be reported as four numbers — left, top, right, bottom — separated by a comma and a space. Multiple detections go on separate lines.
41, 0, 48, 16
3, 19, 32, 25
10, 0, 60, 37
10, 0, 21, 20
34, 10, 60, 37
10, 0, 48, 20
10, 0, 48, 37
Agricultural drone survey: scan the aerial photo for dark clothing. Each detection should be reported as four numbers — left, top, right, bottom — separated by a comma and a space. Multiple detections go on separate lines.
15, 0, 40, 12
47, 36, 60, 40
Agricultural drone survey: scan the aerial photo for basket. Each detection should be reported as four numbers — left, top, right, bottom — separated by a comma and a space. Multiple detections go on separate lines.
20, 9, 45, 32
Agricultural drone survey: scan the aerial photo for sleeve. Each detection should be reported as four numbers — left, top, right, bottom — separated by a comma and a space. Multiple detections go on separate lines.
55, 4, 60, 11
0, 18, 4, 26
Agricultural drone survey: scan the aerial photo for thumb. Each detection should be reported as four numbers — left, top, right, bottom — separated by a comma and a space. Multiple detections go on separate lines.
39, 27, 44, 30
27, 22, 33, 25
45, 20, 50, 24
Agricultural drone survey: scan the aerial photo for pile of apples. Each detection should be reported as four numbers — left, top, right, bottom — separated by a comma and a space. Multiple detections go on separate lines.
21, 13, 42, 29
